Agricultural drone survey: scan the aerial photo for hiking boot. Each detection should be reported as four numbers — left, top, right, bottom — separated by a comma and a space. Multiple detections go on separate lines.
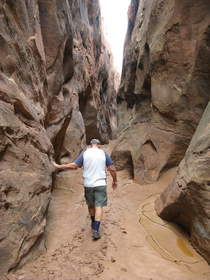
92, 230, 101, 240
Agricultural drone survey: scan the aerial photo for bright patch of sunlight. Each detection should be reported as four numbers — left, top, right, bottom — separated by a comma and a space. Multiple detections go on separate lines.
100, 0, 130, 74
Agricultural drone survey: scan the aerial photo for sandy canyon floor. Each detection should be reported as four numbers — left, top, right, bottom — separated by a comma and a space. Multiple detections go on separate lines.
6, 148, 210, 280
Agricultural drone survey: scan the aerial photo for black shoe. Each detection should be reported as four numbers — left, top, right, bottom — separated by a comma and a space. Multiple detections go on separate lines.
92, 230, 101, 240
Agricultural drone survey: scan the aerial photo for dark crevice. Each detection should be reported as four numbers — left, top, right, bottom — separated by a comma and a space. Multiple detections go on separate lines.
125, 74, 151, 108
79, 84, 92, 114
63, 37, 74, 83
14, 100, 35, 121
98, 65, 108, 104
144, 42, 150, 52
111, 150, 134, 179
52, 113, 72, 161
116, 95, 124, 105
100, 78, 108, 104
142, 74, 151, 97
143, 140, 157, 152
138, 58, 144, 70
159, 162, 177, 176
125, 92, 149, 109
78, 84, 102, 144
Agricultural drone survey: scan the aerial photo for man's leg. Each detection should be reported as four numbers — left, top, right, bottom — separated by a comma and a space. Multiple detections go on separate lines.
92, 206, 102, 240
88, 206, 95, 227
88, 206, 95, 217
95, 206, 103, 222
92, 186, 107, 240
84, 188, 95, 227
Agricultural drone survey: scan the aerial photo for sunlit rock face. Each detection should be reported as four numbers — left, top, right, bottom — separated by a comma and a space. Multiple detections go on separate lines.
113, 0, 210, 184
0, 0, 116, 273
155, 102, 210, 263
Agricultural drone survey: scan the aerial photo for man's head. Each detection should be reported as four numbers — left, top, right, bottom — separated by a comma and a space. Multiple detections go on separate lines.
90, 139, 101, 147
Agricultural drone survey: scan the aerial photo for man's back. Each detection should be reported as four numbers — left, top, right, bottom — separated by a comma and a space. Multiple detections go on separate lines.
83, 147, 107, 188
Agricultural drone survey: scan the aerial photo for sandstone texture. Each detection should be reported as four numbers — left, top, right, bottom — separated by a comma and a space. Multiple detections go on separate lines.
113, 0, 210, 184
0, 0, 116, 273
155, 102, 210, 263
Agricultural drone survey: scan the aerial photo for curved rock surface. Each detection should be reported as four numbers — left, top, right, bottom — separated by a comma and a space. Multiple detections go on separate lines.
113, 0, 210, 184
0, 0, 116, 273
155, 102, 210, 264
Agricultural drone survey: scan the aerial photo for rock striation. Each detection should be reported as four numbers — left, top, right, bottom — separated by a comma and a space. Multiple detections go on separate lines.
0, 0, 116, 273
155, 102, 210, 263
113, 0, 210, 184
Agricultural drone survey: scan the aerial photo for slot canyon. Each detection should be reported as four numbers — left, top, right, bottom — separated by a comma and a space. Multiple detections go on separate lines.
0, 0, 210, 279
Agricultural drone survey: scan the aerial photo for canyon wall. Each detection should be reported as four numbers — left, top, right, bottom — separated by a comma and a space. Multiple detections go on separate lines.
113, 0, 210, 184
113, 0, 210, 263
0, 0, 116, 273
156, 102, 210, 263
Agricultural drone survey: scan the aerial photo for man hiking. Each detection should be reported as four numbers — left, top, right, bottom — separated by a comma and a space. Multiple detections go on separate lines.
52, 139, 117, 240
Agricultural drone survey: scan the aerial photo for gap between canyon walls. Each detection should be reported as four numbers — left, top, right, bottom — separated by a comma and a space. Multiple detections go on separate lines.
0, 0, 117, 274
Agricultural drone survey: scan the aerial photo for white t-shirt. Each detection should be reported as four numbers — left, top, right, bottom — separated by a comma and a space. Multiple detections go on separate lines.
74, 147, 113, 188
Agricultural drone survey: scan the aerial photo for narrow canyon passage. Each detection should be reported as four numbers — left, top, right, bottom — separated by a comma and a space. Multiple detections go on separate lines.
0, 0, 210, 278
8, 144, 210, 280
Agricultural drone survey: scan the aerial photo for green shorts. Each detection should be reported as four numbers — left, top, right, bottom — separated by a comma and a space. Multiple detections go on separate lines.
84, 186, 107, 207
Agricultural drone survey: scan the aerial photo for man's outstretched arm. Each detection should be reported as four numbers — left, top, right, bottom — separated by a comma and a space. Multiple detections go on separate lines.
107, 165, 117, 190
52, 161, 79, 170
52, 151, 83, 171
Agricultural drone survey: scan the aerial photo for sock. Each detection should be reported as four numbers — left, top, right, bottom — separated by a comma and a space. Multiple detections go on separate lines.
93, 221, 101, 232
91, 216, 95, 228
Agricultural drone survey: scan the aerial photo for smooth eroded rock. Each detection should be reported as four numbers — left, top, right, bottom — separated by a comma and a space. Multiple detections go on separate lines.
155, 102, 210, 263
114, 0, 210, 184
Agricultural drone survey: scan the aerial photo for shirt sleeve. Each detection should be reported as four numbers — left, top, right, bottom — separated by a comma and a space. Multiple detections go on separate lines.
74, 152, 84, 167
105, 152, 113, 167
